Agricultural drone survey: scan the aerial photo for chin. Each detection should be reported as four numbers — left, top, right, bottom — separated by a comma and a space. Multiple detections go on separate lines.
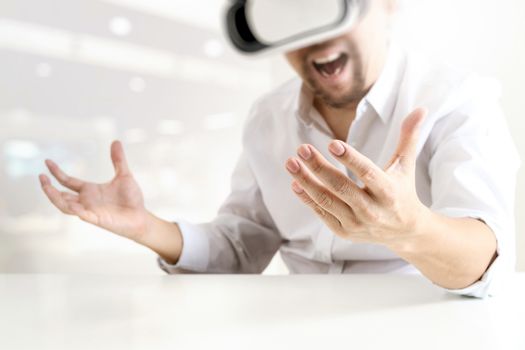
318, 87, 358, 108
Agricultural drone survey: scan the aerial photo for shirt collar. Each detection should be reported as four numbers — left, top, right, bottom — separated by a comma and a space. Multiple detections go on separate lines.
364, 43, 404, 124
294, 42, 405, 125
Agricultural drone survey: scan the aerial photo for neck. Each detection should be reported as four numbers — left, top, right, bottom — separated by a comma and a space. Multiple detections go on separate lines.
314, 99, 359, 141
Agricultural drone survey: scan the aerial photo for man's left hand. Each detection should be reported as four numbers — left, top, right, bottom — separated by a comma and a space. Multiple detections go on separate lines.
285, 108, 428, 247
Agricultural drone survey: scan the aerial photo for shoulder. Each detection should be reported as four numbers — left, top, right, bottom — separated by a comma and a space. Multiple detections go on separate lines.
400, 48, 501, 118
241, 77, 302, 142
403, 51, 518, 165
389, 47, 514, 163
247, 77, 302, 117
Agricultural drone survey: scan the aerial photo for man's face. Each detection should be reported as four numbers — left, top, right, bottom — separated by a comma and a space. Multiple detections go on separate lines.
285, 0, 394, 109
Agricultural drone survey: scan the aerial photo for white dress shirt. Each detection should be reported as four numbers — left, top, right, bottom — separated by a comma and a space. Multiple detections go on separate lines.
159, 43, 520, 298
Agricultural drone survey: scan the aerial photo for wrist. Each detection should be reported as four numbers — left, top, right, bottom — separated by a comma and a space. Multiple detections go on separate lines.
134, 211, 183, 265
388, 204, 434, 255
127, 209, 155, 244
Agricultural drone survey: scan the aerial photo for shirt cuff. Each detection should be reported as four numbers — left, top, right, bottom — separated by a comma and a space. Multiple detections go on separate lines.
157, 219, 210, 274
432, 207, 510, 298
444, 246, 501, 298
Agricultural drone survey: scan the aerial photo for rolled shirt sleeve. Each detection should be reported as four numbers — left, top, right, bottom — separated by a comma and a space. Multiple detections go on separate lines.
157, 219, 210, 273
158, 151, 282, 274
427, 81, 520, 298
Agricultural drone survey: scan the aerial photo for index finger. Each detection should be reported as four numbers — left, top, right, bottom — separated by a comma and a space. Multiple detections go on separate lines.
296, 144, 372, 209
45, 159, 85, 192
328, 141, 391, 199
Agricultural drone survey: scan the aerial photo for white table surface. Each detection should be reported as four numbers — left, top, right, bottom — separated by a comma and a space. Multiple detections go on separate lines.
0, 273, 524, 350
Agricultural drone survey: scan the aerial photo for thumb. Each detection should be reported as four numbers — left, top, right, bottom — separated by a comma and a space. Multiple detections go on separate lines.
110, 140, 131, 176
386, 108, 427, 171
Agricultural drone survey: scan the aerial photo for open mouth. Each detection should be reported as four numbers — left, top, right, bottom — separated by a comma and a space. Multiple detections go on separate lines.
312, 52, 349, 78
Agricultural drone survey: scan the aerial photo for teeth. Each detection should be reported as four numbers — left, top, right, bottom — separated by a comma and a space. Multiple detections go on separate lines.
314, 52, 343, 65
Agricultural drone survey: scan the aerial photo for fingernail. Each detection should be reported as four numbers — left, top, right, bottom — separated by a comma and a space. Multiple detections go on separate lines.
286, 158, 300, 173
291, 181, 304, 194
298, 145, 312, 160
329, 141, 346, 156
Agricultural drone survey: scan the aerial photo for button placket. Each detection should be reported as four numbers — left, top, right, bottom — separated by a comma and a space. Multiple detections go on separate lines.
347, 103, 367, 149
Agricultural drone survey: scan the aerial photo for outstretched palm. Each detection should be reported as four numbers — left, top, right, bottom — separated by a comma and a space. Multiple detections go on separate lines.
40, 141, 148, 240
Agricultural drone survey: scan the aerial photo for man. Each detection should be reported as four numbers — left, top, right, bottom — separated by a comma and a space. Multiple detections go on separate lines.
39, 0, 519, 298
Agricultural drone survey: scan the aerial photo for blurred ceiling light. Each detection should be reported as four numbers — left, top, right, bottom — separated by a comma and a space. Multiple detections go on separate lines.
202, 112, 235, 130
109, 16, 133, 37
101, 0, 222, 30
124, 128, 147, 143
129, 76, 146, 92
4, 140, 40, 159
35, 62, 52, 78
0, 19, 270, 89
157, 119, 184, 135
203, 39, 224, 58
0, 19, 72, 58
6, 161, 28, 179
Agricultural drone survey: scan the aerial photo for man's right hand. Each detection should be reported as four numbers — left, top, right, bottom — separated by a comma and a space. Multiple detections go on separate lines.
40, 140, 149, 241
39, 140, 183, 265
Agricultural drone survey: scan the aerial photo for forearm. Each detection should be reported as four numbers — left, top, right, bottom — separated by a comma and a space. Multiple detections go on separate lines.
134, 211, 183, 265
388, 208, 498, 290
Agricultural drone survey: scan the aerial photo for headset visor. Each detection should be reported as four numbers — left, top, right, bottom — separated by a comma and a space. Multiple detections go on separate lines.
225, 0, 364, 56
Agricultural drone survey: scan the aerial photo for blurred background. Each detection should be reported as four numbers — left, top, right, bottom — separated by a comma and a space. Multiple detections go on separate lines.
0, 0, 523, 275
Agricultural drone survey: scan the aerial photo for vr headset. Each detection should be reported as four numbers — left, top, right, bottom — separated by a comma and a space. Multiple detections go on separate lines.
225, 0, 369, 56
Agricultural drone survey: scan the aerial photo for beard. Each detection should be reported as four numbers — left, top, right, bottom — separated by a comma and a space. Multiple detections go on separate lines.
300, 40, 368, 109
